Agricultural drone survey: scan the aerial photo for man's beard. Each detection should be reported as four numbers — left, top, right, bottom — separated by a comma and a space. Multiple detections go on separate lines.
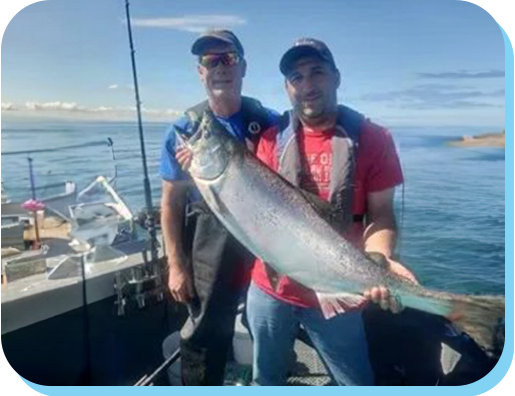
298, 102, 325, 119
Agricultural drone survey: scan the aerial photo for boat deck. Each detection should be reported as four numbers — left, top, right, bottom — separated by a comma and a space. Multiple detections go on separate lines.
2, 236, 157, 334
288, 340, 332, 385
23, 215, 71, 240
221, 340, 332, 386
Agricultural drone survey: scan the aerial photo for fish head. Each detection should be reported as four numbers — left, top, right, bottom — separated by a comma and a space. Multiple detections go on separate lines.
175, 110, 234, 180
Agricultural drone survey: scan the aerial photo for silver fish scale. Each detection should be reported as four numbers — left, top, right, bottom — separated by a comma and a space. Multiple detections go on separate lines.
198, 152, 386, 294
194, 137, 424, 301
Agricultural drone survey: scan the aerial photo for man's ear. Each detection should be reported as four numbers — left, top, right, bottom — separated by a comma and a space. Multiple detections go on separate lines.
198, 64, 206, 82
241, 58, 247, 78
335, 68, 341, 89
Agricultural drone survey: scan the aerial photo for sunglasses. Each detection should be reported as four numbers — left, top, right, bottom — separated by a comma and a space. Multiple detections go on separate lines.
199, 52, 241, 69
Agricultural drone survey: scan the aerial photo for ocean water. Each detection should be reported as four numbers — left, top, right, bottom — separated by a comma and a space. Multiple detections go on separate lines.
1, 120, 505, 295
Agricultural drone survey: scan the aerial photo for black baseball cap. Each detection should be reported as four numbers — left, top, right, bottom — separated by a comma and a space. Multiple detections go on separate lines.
191, 29, 245, 56
280, 38, 336, 75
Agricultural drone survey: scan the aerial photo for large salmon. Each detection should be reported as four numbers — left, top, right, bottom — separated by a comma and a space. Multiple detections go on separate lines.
176, 110, 504, 356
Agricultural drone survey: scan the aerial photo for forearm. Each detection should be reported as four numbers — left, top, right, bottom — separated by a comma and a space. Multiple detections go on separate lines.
363, 219, 398, 259
161, 182, 188, 268
162, 207, 184, 265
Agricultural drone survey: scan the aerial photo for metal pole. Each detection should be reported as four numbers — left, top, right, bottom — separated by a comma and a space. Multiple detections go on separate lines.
134, 348, 181, 386
28, 155, 36, 200
79, 253, 92, 384
27, 155, 41, 247
124, 0, 158, 267
106, 137, 118, 189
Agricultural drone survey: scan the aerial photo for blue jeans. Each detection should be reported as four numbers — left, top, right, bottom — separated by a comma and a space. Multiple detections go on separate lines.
246, 282, 374, 386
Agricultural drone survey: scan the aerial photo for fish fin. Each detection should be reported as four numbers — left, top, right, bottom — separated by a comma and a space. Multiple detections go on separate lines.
315, 292, 368, 319
297, 188, 334, 215
208, 186, 231, 218
404, 292, 505, 356
174, 125, 189, 148
447, 294, 505, 357
296, 189, 346, 233
364, 252, 389, 269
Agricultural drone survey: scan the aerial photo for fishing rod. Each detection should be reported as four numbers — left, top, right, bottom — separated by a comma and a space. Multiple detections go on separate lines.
123, 0, 158, 267
134, 348, 181, 386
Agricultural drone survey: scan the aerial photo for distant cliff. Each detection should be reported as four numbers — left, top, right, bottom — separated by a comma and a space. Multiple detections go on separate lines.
449, 130, 505, 148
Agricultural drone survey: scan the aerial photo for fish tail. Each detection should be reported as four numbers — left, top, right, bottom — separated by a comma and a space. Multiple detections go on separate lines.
402, 291, 505, 355
447, 294, 505, 356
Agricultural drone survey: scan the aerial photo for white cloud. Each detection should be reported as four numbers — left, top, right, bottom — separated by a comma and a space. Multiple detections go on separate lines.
25, 101, 80, 111
1, 102, 17, 110
131, 15, 246, 33
165, 109, 182, 116
107, 84, 135, 92
2, 101, 182, 122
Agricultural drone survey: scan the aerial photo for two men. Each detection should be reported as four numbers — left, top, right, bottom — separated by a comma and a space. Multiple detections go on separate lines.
160, 30, 277, 385
161, 31, 414, 385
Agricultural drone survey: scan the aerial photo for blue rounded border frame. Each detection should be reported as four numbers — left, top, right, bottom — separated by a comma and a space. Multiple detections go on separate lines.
16, 25, 514, 396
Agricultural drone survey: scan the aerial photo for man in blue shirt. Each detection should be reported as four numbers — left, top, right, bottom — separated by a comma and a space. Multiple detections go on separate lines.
160, 29, 277, 385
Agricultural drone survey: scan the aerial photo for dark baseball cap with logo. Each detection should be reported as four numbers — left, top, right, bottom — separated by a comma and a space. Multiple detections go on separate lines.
191, 29, 245, 57
280, 38, 337, 75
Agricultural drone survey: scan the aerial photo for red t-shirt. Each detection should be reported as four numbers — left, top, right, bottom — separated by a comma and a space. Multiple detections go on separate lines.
251, 121, 404, 308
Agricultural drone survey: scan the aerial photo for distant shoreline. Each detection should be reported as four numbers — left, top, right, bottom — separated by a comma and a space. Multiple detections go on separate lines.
449, 131, 505, 148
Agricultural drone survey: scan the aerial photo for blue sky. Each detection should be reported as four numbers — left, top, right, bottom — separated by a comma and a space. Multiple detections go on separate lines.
1, 0, 506, 127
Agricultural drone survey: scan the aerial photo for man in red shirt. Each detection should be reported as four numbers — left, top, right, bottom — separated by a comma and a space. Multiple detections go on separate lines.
246, 38, 417, 385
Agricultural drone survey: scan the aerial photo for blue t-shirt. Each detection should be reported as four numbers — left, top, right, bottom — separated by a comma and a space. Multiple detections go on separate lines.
160, 107, 279, 200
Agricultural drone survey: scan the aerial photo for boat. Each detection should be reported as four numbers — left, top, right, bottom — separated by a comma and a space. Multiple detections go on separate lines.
1, 181, 77, 219
1, 174, 183, 386
1, 182, 8, 204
